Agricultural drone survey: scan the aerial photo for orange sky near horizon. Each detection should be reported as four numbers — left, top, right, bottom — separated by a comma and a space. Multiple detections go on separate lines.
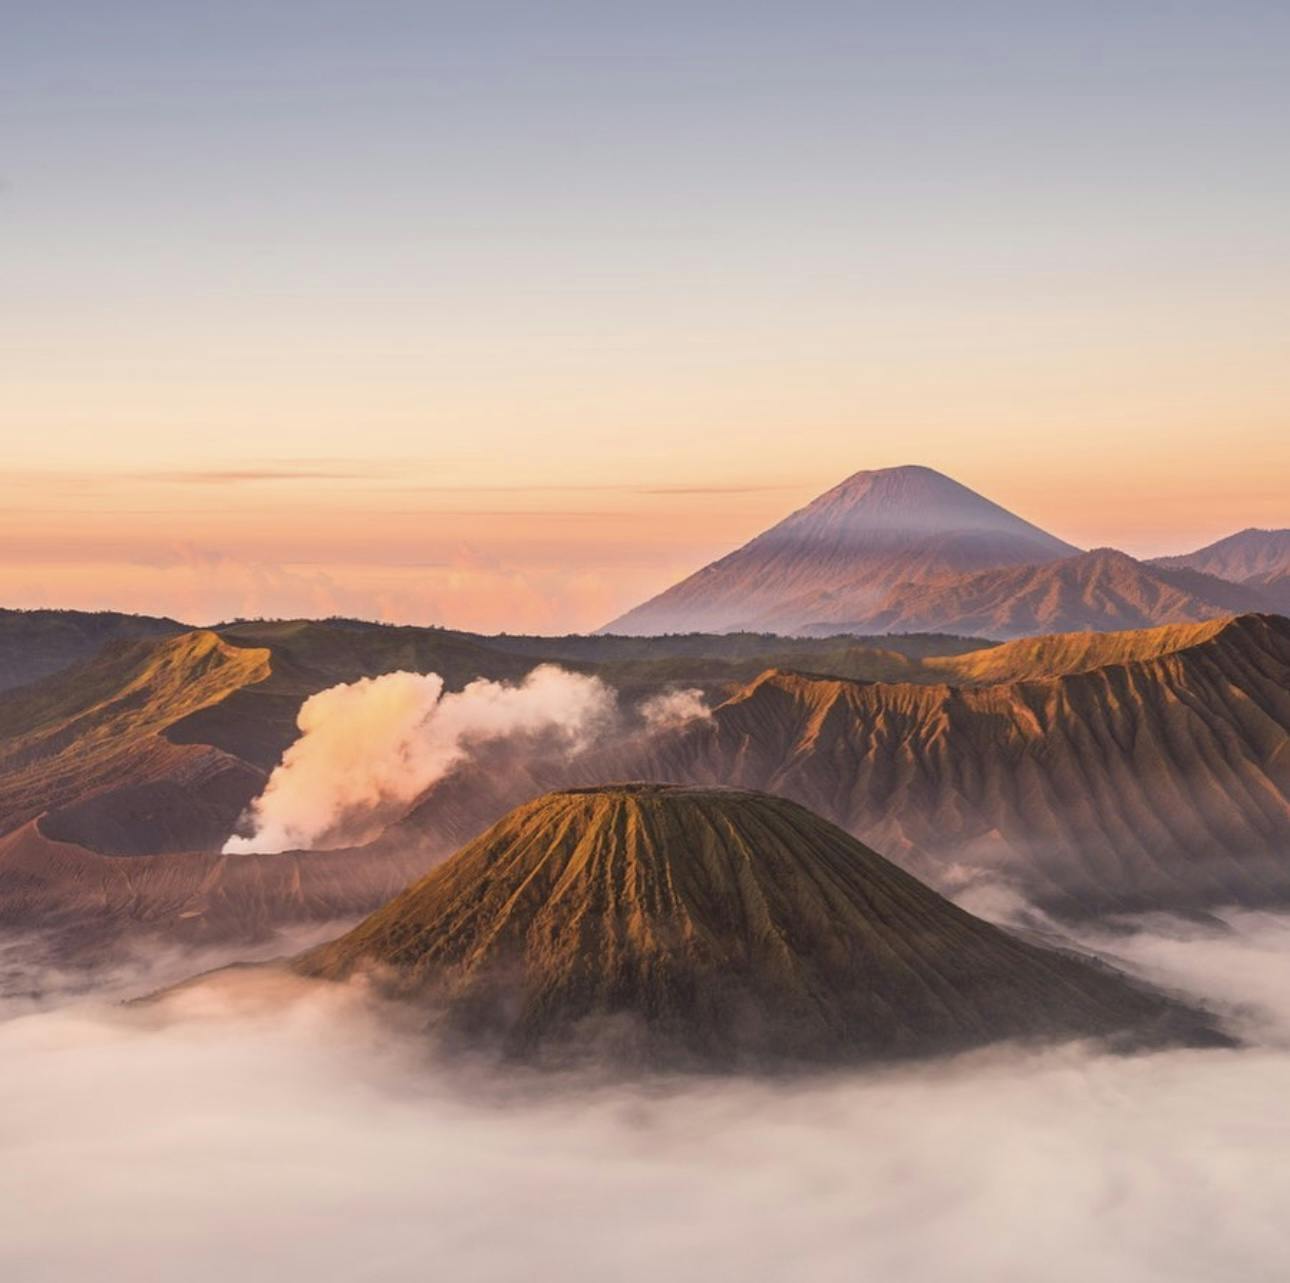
1, 426, 1285, 632
6, 4, 1288, 631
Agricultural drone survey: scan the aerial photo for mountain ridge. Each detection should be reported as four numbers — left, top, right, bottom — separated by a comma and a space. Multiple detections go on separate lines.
832, 547, 1271, 638
295, 784, 1223, 1068
604, 465, 1080, 635
1153, 528, 1290, 613
393, 614, 1290, 918
0, 613, 1285, 955
0, 607, 184, 693
603, 466, 1285, 637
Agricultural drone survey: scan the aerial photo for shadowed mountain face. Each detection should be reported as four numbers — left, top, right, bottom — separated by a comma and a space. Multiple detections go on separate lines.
0, 615, 1003, 956
0, 615, 988, 858
604, 465, 1079, 635
601, 467, 1286, 638
0, 619, 555, 857
1154, 529, 1290, 613
1, 612, 1286, 954
399, 615, 1290, 918
0, 608, 183, 693
842, 547, 1271, 639
297, 785, 1223, 1069
0, 818, 427, 953
0, 631, 271, 849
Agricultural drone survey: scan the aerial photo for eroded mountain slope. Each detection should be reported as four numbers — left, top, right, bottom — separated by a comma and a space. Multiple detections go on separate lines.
841, 548, 1269, 638
0, 631, 270, 847
299, 785, 1220, 1067
399, 615, 1290, 917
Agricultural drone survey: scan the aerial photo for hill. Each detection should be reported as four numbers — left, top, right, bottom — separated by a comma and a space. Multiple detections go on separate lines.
2, 613, 1286, 950
0, 619, 992, 857
603, 465, 1078, 635
0, 631, 270, 852
297, 785, 1222, 1068
0, 608, 183, 693
0, 620, 555, 855
843, 548, 1269, 638
925, 616, 1233, 683
1154, 529, 1290, 612
395, 615, 1290, 917
0, 818, 428, 953
169, 618, 542, 771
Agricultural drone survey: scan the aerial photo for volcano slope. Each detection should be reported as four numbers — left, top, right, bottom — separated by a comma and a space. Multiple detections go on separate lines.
604, 464, 1078, 635
3, 612, 1287, 951
397, 614, 1290, 919
0, 619, 546, 856
298, 785, 1223, 1070
0, 616, 993, 954
0, 608, 182, 693
1154, 528, 1290, 612
0, 630, 272, 850
844, 547, 1270, 639
0, 620, 547, 954
0, 614, 982, 858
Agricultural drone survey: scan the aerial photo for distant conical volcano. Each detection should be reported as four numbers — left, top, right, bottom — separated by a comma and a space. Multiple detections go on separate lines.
296, 784, 1220, 1069
603, 465, 1079, 635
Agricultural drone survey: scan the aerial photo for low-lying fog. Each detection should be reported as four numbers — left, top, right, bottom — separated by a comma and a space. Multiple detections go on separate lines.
3, 913, 1290, 1282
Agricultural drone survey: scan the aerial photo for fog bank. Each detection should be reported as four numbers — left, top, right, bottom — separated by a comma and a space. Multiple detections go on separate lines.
2, 915, 1289, 1282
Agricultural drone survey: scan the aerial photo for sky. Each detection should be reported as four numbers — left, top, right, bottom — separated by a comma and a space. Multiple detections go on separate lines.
3, 1, 1288, 630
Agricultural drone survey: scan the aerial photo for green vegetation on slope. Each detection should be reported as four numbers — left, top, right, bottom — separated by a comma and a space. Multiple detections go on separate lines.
0, 608, 183, 693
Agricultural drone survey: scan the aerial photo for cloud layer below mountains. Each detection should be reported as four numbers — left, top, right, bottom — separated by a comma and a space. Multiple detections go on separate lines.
3, 914, 1289, 1282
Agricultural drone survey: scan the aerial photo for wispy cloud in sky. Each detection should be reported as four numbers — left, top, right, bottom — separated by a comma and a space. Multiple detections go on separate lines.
144, 467, 377, 485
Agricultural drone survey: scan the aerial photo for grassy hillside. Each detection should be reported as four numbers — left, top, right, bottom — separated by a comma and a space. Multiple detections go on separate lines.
0, 608, 183, 692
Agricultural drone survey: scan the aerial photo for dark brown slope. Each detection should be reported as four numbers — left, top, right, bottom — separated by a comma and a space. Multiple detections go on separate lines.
298, 786, 1221, 1069
829, 548, 1271, 638
604, 465, 1077, 635
0, 620, 545, 857
396, 615, 1290, 918
1254, 569, 1290, 614
0, 631, 271, 850
469, 628, 995, 704
0, 615, 993, 860
175, 618, 542, 770
0, 608, 184, 693
0, 819, 430, 954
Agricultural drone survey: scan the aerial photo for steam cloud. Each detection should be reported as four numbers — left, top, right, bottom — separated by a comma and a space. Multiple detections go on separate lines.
3, 914, 1290, 1281
638, 687, 711, 730
223, 665, 614, 854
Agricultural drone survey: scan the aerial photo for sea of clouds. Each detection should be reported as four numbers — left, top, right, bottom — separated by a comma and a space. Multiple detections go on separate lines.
2, 911, 1289, 1282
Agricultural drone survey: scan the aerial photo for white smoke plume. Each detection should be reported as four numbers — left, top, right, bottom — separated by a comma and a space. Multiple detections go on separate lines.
223, 665, 614, 854
638, 687, 711, 730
